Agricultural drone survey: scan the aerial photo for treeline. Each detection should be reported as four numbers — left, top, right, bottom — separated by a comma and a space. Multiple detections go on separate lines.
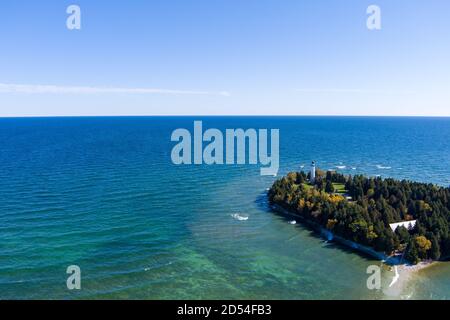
268, 170, 450, 264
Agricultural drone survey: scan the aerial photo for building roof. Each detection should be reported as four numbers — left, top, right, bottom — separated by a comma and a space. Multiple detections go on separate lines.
389, 220, 417, 232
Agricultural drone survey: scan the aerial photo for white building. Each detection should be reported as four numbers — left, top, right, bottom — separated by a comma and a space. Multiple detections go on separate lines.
310, 161, 316, 183
389, 220, 417, 232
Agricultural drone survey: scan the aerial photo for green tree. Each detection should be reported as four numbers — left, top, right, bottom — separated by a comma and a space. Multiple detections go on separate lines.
268, 169, 449, 265
395, 226, 410, 244
430, 235, 441, 260
405, 239, 420, 264
325, 180, 335, 193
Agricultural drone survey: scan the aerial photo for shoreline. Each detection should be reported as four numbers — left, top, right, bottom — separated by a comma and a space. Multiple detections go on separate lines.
271, 204, 390, 261
384, 260, 437, 298
270, 203, 440, 298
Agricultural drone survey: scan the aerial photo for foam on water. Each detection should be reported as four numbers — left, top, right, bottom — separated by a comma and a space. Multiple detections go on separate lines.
231, 213, 249, 221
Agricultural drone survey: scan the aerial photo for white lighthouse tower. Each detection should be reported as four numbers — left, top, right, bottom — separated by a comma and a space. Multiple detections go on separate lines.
310, 161, 316, 183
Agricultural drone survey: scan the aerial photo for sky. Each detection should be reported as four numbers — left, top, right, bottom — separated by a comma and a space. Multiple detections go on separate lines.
0, 0, 449, 117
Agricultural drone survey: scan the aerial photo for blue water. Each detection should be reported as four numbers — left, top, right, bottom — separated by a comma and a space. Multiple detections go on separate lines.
0, 116, 449, 299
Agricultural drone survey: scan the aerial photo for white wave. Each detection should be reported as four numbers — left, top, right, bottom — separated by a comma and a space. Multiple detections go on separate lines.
288, 220, 297, 225
336, 165, 346, 169
376, 165, 392, 169
231, 213, 249, 221
352, 167, 357, 170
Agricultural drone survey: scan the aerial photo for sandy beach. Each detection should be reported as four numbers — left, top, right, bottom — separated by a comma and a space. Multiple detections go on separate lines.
271, 204, 445, 299
382, 260, 437, 299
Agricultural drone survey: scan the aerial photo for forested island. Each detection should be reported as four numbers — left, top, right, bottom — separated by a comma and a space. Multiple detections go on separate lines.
269, 169, 450, 264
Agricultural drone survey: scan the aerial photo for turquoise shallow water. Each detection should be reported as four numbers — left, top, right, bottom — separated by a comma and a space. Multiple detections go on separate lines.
0, 116, 449, 299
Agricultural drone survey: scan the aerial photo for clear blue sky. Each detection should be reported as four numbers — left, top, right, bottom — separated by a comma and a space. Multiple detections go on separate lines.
0, 0, 449, 116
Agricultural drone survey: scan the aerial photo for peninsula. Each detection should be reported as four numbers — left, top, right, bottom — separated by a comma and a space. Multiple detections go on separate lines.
268, 162, 450, 264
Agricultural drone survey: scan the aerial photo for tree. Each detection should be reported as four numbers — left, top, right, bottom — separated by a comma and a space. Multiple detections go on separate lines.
296, 172, 305, 184
374, 229, 396, 254
395, 226, 410, 244
442, 237, 450, 257
316, 178, 324, 190
325, 180, 335, 193
405, 239, 420, 264
430, 235, 441, 260
326, 219, 338, 230
415, 236, 432, 259
287, 172, 297, 182
269, 169, 450, 265
316, 169, 326, 179
326, 170, 333, 181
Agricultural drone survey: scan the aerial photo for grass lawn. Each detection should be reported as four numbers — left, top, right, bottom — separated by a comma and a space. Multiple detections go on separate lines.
332, 183, 347, 194
298, 182, 347, 194
301, 183, 313, 190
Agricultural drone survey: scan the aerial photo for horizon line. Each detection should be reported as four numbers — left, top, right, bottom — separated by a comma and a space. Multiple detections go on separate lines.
1, 114, 450, 119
